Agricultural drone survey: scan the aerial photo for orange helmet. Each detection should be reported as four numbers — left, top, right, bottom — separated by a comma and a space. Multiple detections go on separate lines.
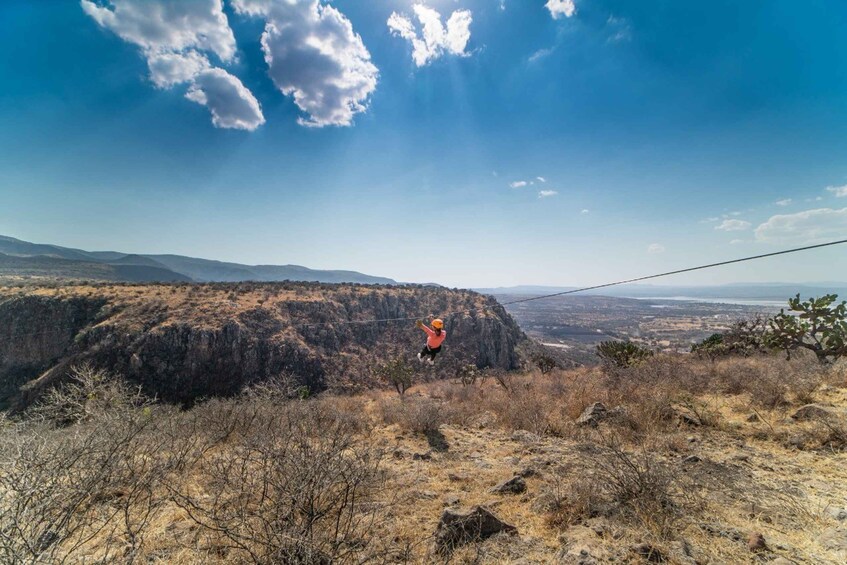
431, 319, 444, 330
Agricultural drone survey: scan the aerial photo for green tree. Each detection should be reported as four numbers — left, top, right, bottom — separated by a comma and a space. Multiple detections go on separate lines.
596, 340, 653, 369
376, 356, 414, 396
455, 364, 479, 386
533, 354, 559, 375
767, 294, 847, 364
692, 315, 769, 360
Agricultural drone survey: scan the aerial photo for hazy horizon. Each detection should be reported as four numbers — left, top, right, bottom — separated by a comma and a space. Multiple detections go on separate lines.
2, 0, 846, 288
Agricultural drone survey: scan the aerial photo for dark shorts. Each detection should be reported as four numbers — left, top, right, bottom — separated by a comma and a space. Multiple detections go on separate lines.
420, 345, 442, 359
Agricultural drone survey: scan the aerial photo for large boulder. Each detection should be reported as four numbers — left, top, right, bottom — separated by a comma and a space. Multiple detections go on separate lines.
434, 505, 517, 553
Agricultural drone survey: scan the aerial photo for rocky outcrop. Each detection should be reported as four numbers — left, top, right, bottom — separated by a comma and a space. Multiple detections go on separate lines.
490, 476, 527, 495
434, 506, 517, 553
0, 294, 105, 409
0, 283, 526, 410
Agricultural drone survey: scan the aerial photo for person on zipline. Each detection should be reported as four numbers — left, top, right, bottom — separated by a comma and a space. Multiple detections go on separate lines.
416, 318, 446, 365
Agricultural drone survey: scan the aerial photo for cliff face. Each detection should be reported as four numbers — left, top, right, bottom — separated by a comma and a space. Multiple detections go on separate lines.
0, 283, 525, 410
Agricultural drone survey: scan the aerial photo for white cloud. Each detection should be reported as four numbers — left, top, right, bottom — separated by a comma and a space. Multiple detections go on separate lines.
528, 47, 554, 63
827, 184, 847, 197
545, 0, 576, 19
510, 181, 528, 188
81, 0, 264, 130
387, 4, 473, 67
580, 209, 590, 215
775, 198, 792, 207
715, 219, 752, 232
185, 68, 265, 130
498, 0, 506, 11
146, 51, 211, 88
606, 15, 631, 42
730, 239, 744, 245
233, 0, 378, 127
538, 190, 558, 198
537, 176, 546, 183
647, 243, 665, 254
755, 208, 847, 245
81, 0, 236, 62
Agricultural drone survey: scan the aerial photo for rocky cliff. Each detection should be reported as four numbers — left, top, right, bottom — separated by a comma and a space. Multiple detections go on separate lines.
0, 282, 525, 410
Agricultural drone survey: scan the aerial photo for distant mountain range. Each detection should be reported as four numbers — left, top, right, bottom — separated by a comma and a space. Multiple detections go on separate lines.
476, 283, 847, 302
0, 235, 397, 285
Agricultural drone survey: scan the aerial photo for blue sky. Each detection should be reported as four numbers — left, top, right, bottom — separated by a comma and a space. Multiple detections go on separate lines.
1, 0, 846, 287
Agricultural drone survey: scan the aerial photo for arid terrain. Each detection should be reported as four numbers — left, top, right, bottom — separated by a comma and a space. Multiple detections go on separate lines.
1, 353, 845, 563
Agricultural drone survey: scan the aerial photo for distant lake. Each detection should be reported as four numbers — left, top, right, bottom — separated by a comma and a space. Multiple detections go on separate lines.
629, 296, 786, 308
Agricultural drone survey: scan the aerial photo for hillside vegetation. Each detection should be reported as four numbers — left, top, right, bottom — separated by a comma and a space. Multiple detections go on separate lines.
1, 353, 845, 563
0, 282, 523, 410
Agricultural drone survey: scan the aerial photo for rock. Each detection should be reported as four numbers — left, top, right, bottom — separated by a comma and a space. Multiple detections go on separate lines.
434, 506, 517, 553
518, 467, 538, 478
700, 523, 744, 542
816, 527, 847, 552
491, 475, 527, 495
770, 558, 797, 565
412, 452, 432, 461
530, 492, 557, 513
443, 495, 461, 507
683, 455, 701, 464
747, 532, 768, 552
417, 490, 437, 500
447, 472, 468, 482
829, 507, 847, 521
746, 413, 761, 423
576, 402, 607, 427
791, 404, 844, 422
687, 436, 698, 443
631, 542, 666, 562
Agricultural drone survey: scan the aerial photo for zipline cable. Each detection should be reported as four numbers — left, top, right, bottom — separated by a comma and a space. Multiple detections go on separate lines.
499, 238, 847, 306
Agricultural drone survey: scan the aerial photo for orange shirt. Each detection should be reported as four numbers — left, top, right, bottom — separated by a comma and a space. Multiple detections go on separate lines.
421, 325, 447, 348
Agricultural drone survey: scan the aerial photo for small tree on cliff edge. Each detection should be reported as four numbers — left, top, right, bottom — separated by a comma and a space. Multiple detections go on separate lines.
376, 356, 414, 396
767, 294, 847, 364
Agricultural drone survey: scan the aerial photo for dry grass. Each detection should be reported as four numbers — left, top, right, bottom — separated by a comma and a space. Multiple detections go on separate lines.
1, 355, 846, 563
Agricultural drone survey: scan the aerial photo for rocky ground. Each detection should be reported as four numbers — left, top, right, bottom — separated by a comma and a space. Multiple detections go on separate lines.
2, 355, 845, 563
362, 379, 847, 563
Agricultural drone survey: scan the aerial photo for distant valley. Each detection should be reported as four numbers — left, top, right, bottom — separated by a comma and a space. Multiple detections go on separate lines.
478, 282, 847, 302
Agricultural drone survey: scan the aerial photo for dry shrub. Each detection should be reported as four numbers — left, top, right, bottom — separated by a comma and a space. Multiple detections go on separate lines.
544, 473, 604, 529
544, 436, 689, 537
378, 396, 449, 435
29, 363, 153, 426
708, 355, 826, 407
170, 399, 390, 564
484, 383, 564, 436
0, 368, 189, 563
